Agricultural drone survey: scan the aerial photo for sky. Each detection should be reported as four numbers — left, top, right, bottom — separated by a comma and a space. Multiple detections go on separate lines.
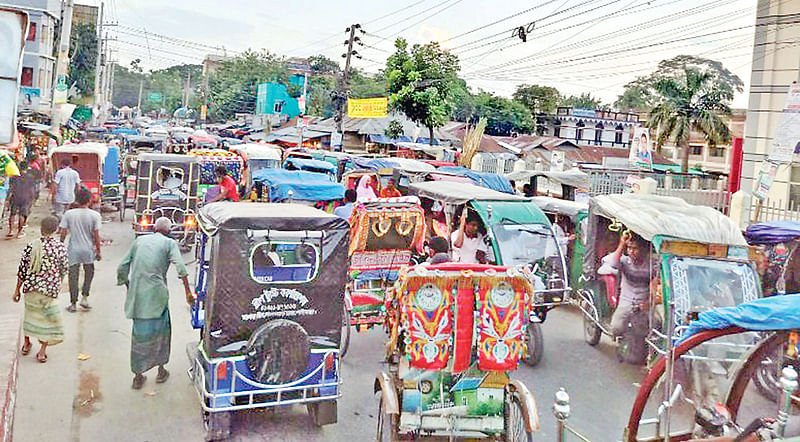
85, 0, 759, 108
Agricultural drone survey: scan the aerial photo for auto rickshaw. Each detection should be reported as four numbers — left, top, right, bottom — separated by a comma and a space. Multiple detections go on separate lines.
307, 150, 351, 181
283, 157, 337, 179
251, 168, 344, 204
122, 135, 166, 207
529, 196, 589, 292
229, 143, 282, 196
342, 196, 427, 356
132, 153, 199, 248
49, 142, 108, 204
506, 169, 591, 201
187, 149, 243, 202
745, 220, 800, 296
577, 193, 761, 364
101, 144, 124, 221
376, 263, 540, 441
438, 166, 516, 194
408, 181, 571, 367
190, 202, 349, 440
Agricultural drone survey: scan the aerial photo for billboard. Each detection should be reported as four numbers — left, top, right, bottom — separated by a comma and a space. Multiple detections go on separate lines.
18, 87, 39, 111
629, 127, 653, 170
347, 97, 388, 118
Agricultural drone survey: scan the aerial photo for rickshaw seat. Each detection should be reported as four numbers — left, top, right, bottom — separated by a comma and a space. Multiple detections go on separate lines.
600, 274, 618, 310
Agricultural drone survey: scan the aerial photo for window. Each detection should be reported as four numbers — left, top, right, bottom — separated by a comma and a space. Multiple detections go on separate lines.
594, 123, 604, 144
553, 120, 561, 138
789, 166, 800, 206
615, 125, 624, 144
41, 24, 48, 44
20, 67, 33, 87
38, 68, 45, 89
273, 101, 283, 113
710, 146, 725, 157
576, 121, 585, 140
250, 241, 319, 284
690, 145, 703, 156
27, 22, 36, 41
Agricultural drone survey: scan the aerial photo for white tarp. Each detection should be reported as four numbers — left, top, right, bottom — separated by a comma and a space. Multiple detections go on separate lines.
593, 194, 746, 246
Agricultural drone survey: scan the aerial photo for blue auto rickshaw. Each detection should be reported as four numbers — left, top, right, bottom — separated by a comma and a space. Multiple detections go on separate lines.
251, 168, 344, 206
282, 157, 337, 180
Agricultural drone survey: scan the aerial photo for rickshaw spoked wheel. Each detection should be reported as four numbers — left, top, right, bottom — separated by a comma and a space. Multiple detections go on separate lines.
524, 323, 543, 367
202, 410, 231, 441
504, 391, 533, 442
582, 290, 602, 346
340, 304, 351, 359
376, 393, 398, 442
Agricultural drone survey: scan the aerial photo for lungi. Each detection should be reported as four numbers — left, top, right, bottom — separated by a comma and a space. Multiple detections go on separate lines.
130, 308, 171, 374
23, 291, 64, 345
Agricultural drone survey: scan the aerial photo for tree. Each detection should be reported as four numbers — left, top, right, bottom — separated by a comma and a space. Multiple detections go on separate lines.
384, 120, 404, 139
208, 50, 286, 120
512, 84, 561, 115
560, 92, 603, 109
648, 67, 732, 172
615, 55, 744, 112
68, 23, 98, 102
386, 38, 460, 145
471, 92, 533, 136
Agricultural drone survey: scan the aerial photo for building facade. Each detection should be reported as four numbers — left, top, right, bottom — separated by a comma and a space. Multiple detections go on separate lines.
541, 107, 640, 148
71, 2, 96, 27
663, 109, 746, 175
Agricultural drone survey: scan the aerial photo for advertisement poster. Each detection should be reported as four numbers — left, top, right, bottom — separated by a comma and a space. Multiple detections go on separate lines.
18, 87, 39, 111
754, 160, 779, 200
629, 127, 654, 170
347, 97, 388, 118
549, 150, 565, 171
768, 82, 800, 164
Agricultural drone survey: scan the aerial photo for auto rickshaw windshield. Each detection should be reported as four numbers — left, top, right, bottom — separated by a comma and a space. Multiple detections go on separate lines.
491, 222, 562, 268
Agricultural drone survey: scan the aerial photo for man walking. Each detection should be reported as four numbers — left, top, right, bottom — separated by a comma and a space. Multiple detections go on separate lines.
7, 164, 37, 239
116, 217, 193, 390
51, 159, 81, 217
59, 188, 102, 312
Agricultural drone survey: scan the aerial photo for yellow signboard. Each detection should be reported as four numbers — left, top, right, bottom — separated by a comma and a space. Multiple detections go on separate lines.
347, 97, 388, 118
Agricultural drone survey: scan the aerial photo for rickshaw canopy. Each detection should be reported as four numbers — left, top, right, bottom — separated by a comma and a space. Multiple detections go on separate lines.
137, 152, 199, 164
529, 196, 588, 217
471, 200, 551, 226
681, 294, 800, 341
591, 194, 747, 246
283, 157, 336, 174
102, 145, 120, 185
49, 142, 108, 159
252, 168, 344, 202
230, 143, 281, 161
437, 166, 515, 194
506, 169, 590, 190
198, 201, 349, 233
349, 157, 435, 173
744, 220, 800, 245
408, 181, 526, 205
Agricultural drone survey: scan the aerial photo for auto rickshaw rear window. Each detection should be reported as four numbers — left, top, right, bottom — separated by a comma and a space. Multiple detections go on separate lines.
249, 241, 319, 284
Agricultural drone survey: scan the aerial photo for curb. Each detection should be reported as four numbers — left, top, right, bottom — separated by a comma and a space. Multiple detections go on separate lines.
0, 313, 21, 442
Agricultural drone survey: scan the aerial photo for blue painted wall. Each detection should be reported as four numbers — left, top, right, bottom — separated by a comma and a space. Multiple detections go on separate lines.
256, 74, 307, 118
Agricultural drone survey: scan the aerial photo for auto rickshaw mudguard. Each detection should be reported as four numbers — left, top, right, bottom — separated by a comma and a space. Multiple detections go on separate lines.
374, 371, 399, 415
508, 379, 540, 432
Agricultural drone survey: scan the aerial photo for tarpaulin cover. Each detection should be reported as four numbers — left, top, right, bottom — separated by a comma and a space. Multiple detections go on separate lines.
591, 194, 746, 246
680, 294, 800, 342
252, 168, 344, 202
744, 220, 800, 245
283, 157, 336, 174
437, 166, 515, 194
102, 146, 120, 185
505, 169, 590, 189
409, 181, 526, 205
351, 157, 399, 171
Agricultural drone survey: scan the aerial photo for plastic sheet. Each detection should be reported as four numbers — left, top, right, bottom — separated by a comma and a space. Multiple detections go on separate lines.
744, 220, 800, 245
252, 169, 344, 202
437, 166, 515, 194
680, 294, 800, 342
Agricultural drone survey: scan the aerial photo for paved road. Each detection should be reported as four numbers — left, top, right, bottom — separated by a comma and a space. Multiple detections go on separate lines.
6, 201, 772, 442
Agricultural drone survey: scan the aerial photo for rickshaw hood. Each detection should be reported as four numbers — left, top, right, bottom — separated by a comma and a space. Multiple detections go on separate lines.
681, 294, 800, 342
408, 181, 526, 205
591, 194, 746, 246
744, 220, 800, 245
471, 200, 551, 226
198, 201, 349, 233
252, 169, 344, 202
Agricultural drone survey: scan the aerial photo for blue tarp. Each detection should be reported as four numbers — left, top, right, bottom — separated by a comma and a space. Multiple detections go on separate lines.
283, 157, 336, 175
437, 166, 515, 194
744, 220, 800, 245
102, 146, 120, 185
415, 137, 440, 145
350, 157, 400, 171
367, 134, 413, 144
680, 294, 800, 342
252, 169, 344, 202
111, 127, 138, 136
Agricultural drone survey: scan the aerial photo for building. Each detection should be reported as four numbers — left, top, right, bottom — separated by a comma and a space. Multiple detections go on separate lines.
661, 109, 746, 175
71, 2, 96, 27
7, 0, 61, 115
541, 107, 640, 148
739, 0, 800, 210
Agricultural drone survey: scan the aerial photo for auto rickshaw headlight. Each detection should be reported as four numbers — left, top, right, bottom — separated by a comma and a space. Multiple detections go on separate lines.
139, 216, 151, 227
185, 215, 196, 228
216, 361, 229, 381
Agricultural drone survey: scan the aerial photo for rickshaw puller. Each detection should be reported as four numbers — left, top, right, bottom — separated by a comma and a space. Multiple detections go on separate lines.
209, 165, 239, 202
117, 217, 194, 390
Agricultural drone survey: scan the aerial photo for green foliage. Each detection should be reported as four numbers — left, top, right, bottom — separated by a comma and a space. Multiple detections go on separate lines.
512, 84, 561, 115
304, 54, 387, 118
648, 67, 732, 172
560, 92, 604, 109
615, 55, 744, 112
472, 92, 533, 136
68, 23, 98, 100
111, 64, 203, 113
384, 120, 404, 139
386, 38, 460, 144
471, 399, 503, 417
208, 50, 287, 120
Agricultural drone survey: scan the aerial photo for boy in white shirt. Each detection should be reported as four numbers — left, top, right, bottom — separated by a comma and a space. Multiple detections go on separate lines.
451, 209, 488, 264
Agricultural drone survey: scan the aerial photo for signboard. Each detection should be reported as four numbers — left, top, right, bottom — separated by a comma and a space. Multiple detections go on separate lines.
297, 95, 306, 114
549, 151, 565, 171
148, 91, 163, 102
768, 82, 800, 164
754, 160, 779, 200
54, 73, 68, 104
331, 131, 343, 150
18, 87, 39, 111
347, 97, 388, 118
629, 127, 653, 170
200, 104, 208, 121
572, 108, 596, 118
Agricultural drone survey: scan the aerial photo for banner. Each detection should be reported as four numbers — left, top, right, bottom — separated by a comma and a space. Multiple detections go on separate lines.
347, 97, 388, 118
768, 82, 800, 164
754, 160, 779, 200
629, 127, 654, 170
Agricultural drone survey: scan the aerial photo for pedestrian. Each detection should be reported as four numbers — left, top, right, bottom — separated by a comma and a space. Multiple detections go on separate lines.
209, 165, 239, 202
51, 158, 81, 217
7, 164, 38, 239
116, 217, 193, 390
59, 187, 102, 312
451, 209, 488, 264
379, 177, 402, 198
427, 236, 451, 264
333, 189, 357, 221
14, 216, 68, 363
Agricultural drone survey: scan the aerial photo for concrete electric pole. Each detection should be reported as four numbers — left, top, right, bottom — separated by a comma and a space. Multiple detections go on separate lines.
51, 0, 74, 129
91, 1, 103, 125
334, 23, 361, 150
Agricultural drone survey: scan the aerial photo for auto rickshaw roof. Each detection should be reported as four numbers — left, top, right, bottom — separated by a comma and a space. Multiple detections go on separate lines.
49, 142, 108, 158
437, 166, 515, 193
198, 201, 349, 232
136, 152, 198, 163
408, 181, 526, 205
591, 193, 746, 246
505, 169, 590, 189
252, 169, 345, 202
283, 157, 337, 173
744, 220, 800, 245
230, 143, 281, 160
529, 196, 588, 217
471, 199, 551, 226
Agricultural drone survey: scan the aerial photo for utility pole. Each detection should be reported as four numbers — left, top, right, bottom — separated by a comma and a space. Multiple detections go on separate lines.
51, 0, 75, 130
334, 23, 361, 151
91, 1, 103, 125
107, 60, 115, 108
183, 70, 191, 108
136, 78, 143, 116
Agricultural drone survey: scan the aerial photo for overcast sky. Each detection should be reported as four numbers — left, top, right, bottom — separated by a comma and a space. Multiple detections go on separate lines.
86, 0, 758, 108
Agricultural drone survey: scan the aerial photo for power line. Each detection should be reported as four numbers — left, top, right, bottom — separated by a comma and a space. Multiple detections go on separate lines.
369, 0, 462, 42
364, 0, 427, 25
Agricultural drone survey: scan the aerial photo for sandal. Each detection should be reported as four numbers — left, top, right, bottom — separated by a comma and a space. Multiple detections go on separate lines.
21, 342, 31, 356
132, 374, 146, 390
156, 368, 170, 384
36, 353, 47, 363
4, 233, 13, 239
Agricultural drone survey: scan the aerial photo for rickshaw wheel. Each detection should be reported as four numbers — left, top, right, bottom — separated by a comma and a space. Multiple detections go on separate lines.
524, 323, 543, 367
582, 297, 602, 346
340, 305, 351, 359
202, 410, 231, 441
376, 393, 398, 442
503, 392, 533, 442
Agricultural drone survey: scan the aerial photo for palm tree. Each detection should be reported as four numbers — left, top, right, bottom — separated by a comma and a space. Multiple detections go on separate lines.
648, 67, 732, 172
